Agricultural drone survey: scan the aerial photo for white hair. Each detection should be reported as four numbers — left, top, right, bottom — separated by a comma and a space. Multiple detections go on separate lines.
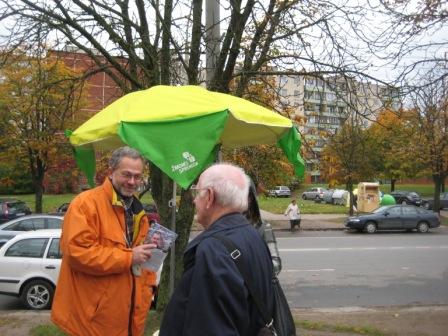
200, 163, 250, 212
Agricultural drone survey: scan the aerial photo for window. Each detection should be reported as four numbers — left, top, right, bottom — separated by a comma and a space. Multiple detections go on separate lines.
326, 92, 336, 101
305, 78, 315, 86
305, 91, 314, 99
294, 90, 300, 96
294, 77, 300, 84
47, 218, 62, 229
6, 202, 29, 213
315, 92, 324, 101
388, 207, 401, 216
47, 238, 62, 259
402, 207, 417, 215
5, 238, 49, 258
6, 218, 44, 231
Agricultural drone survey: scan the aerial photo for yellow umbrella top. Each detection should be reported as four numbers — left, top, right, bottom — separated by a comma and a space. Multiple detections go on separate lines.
70, 85, 293, 149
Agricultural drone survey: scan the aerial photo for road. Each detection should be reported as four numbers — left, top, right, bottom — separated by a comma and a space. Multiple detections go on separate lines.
277, 229, 448, 308
1, 228, 448, 310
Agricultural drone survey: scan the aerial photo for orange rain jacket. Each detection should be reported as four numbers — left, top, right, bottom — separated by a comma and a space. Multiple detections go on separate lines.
51, 178, 157, 336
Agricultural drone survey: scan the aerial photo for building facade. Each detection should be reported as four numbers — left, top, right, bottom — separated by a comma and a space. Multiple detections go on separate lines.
276, 74, 400, 183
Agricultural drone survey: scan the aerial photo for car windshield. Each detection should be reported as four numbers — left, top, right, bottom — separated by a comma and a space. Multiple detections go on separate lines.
372, 206, 389, 213
409, 192, 419, 197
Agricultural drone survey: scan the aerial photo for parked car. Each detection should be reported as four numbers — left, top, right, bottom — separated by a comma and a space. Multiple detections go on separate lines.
0, 198, 32, 224
314, 189, 334, 204
55, 202, 70, 213
268, 186, 291, 198
332, 189, 348, 205
390, 191, 422, 206
301, 187, 326, 200
0, 229, 62, 309
0, 215, 63, 247
422, 192, 448, 211
345, 205, 440, 233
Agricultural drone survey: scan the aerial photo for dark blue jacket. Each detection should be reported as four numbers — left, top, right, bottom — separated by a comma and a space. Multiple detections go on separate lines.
160, 212, 274, 336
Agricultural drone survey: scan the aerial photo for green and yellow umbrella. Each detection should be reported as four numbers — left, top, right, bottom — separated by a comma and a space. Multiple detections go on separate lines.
68, 85, 304, 188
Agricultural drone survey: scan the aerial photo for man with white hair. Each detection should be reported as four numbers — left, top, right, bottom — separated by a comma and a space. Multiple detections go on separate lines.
159, 163, 274, 335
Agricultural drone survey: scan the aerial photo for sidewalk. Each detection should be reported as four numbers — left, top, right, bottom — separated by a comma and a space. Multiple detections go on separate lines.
260, 209, 348, 231
293, 305, 448, 336
1, 305, 448, 336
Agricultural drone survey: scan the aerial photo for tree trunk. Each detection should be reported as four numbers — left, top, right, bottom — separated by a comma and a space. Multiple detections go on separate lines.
433, 173, 442, 213
347, 180, 354, 216
150, 162, 195, 312
390, 178, 396, 192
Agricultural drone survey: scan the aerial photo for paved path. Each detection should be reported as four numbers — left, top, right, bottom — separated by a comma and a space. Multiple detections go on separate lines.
260, 209, 347, 231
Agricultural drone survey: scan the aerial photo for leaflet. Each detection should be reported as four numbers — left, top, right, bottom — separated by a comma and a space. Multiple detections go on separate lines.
142, 223, 178, 272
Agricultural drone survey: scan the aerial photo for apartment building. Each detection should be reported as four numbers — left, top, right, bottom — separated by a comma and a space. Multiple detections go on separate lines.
277, 74, 400, 183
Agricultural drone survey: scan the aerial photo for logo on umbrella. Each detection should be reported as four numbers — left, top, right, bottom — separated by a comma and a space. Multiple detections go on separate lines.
172, 152, 198, 174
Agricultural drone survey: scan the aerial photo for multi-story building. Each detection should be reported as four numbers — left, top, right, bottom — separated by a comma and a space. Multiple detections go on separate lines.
276, 74, 400, 183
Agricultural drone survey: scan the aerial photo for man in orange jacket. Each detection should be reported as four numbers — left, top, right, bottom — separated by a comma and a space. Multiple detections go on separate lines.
51, 146, 157, 336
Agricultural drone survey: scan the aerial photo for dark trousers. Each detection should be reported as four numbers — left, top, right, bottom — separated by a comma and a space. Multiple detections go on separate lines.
290, 219, 300, 230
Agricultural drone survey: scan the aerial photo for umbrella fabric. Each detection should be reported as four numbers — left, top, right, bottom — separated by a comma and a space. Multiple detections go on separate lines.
69, 85, 304, 188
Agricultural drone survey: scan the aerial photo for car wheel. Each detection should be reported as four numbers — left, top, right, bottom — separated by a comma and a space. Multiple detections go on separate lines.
417, 222, 430, 233
364, 222, 377, 234
302, 194, 306, 200
20, 279, 54, 310
401, 200, 407, 205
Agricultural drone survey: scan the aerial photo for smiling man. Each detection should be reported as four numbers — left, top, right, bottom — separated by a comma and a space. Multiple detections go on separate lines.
51, 146, 157, 336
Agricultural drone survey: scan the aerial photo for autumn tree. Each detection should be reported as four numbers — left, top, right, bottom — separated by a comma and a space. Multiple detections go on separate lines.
320, 116, 377, 215
0, 48, 86, 212
406, 72, 448, 211
366, 109, 420, 191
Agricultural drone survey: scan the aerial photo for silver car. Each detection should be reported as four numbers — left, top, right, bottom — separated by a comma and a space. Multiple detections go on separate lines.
0, 215, 63, 247
301, 187, 327, 200
268, 186, 291, 198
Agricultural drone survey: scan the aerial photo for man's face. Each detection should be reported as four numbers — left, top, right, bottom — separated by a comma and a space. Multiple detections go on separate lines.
110, 157, 144, 197
193, 178, 211, 228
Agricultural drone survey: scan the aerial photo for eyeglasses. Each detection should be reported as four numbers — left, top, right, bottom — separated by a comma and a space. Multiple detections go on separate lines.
190, 184, 209, 198
118, 171, 143, 182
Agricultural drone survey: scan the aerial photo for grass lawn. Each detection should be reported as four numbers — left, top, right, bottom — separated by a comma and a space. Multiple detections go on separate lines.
2, 193, 155, 213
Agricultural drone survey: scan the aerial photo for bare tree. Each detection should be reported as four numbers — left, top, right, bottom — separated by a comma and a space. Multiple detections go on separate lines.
375, 0, 448, 89
0, 0, 417, 310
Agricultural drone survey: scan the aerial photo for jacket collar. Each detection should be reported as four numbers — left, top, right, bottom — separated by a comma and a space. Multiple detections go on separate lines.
185, 212, 249, 253
102, 178, 144, 213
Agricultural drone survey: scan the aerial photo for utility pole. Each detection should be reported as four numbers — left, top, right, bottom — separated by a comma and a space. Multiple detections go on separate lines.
205, 0, 220, 87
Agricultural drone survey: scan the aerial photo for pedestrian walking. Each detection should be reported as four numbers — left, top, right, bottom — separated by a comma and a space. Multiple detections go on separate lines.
284, 199, 301, 231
